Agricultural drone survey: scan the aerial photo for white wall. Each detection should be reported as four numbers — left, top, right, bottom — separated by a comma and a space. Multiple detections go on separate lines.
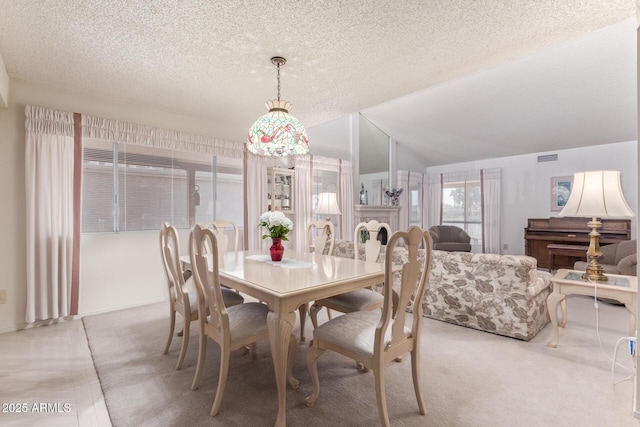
306, 115, 352, 160
396, 142, 428, 173
426, 140, 637, 255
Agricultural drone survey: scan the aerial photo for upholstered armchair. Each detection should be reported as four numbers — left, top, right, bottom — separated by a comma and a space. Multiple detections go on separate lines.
574, 239, 637, 276
428, 225, 472, 252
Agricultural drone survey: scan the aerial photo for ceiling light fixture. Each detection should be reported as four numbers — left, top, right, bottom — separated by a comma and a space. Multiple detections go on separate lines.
247, 56, 310, 157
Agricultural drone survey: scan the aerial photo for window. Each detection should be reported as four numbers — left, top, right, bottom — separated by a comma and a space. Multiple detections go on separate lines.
82, 139, 242, 232
442, 180, 482, 250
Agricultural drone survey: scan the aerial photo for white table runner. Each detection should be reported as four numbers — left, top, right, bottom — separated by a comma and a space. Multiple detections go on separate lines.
246, 254, 313, 269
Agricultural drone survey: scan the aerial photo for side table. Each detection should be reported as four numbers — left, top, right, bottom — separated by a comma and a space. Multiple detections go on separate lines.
547, 269, 637, 348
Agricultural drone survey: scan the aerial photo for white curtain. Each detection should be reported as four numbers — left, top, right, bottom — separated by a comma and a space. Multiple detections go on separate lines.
25, 106, 75, 323
424, 173, 442, 228
339, 160, 354, 240
294, 155, 313, 250
397, 170, 410, 231
482, 168, 502, 254
244, 152, 271, 250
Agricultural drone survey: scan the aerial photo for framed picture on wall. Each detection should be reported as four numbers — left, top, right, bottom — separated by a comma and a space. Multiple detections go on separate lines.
550, 176, 573, 212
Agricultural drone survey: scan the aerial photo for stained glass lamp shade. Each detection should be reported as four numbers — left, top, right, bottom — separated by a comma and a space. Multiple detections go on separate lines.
247, 56, 310, 157
247, 99, 309, 156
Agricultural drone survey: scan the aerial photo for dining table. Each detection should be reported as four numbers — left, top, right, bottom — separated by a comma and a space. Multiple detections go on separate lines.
181, 249, 386, 427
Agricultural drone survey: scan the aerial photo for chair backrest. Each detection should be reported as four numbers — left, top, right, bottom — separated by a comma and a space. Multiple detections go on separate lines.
204, 220, 240, 254
307, 219, 335, 255
428, 225, 471, 244
160, 222, 188, 304
354, 220, 392, 262
377, 226, 433, 355
190, 224, 229, 335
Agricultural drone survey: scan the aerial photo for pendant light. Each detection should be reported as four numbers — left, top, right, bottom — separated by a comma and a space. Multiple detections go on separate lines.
247, 56, 310, 156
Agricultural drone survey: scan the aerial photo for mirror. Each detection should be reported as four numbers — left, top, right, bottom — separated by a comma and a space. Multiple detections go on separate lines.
358, 114, 389, 205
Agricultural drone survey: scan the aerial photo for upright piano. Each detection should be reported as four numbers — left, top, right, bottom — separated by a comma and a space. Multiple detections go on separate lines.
524, 217, 631, 270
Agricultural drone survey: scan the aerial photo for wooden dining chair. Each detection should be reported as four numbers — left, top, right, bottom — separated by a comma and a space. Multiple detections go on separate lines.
306, 226, 433, 427
160, 222, 244, 371
189, 224, 297, 416
307, 218, 336, 255
297, 219, 336, 342
204, 219, 240, 255
309, 220, 391, 330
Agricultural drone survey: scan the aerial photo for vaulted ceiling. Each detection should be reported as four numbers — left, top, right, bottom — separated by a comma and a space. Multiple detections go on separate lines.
0, 1, 636, 166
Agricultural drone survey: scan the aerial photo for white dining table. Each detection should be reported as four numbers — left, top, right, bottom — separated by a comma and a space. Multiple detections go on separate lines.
181, 249, 385, 427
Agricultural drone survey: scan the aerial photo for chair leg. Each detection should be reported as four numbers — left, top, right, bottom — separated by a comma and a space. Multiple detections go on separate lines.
175, 318, 190, 370
298, 303, 308, 342
249, 342, 257, 358
210, 348, 231, 416
309, 303, 321, 329
411, 350, 427, 415
190, 329, 207, 391
163, 308, 176, 354
374, 364, 390, 427
305, 344, 325, 407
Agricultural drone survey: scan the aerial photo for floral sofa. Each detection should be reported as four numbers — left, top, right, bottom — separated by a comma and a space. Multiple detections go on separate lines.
331, 239, 552, 341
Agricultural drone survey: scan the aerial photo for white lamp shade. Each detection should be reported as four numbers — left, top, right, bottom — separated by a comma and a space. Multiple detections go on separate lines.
558, 170, 634, 218
314, 192, 342, 215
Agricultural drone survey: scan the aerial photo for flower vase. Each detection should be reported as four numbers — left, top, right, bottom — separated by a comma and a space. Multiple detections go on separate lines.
270, 238, 284, 262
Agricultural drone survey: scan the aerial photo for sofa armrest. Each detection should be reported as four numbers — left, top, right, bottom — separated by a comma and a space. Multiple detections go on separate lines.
617, 254, 637, 276
527, 269, 552, 299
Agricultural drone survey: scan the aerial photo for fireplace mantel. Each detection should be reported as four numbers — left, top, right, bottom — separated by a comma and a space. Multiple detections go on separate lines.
353, 205, 401, 232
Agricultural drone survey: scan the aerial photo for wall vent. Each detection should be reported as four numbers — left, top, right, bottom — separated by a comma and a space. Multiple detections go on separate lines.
537, 154, 558, 163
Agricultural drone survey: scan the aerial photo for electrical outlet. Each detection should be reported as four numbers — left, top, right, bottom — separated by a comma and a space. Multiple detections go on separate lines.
0, 289, 6, 304
503, 243, 509, 250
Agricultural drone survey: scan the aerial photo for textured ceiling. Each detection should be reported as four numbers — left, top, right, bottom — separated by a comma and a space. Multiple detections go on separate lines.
0, 1, 636, 165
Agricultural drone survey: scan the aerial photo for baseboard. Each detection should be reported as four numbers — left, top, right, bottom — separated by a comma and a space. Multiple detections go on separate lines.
0, 298, 168, 335
78, 298, 168, 318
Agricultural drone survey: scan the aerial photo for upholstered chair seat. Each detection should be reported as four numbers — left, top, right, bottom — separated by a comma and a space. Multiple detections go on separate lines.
314, 288, 383, 312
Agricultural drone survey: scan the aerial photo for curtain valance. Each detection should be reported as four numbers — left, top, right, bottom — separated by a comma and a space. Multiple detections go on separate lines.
312, 155, 341, 172
25, 105, 74, 135
82, 115, 244, 159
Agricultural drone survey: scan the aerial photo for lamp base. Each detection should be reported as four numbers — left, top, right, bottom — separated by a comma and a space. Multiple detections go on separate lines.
582, 265, 608, 283
324, 216, 333, 238
581, 216, 608, 283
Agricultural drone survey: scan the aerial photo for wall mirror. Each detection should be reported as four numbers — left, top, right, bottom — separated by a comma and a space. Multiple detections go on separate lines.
358, 113, 390, 205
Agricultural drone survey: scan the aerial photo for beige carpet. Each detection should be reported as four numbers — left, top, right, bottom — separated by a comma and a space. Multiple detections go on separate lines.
83, 296, 638, 426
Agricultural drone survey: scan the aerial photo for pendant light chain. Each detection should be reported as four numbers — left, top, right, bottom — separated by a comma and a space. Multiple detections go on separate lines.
276, 62, 281, 102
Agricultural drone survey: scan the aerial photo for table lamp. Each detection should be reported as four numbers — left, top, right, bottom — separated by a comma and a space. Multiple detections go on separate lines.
558, 170, 634, 282
314, 192, 341, 238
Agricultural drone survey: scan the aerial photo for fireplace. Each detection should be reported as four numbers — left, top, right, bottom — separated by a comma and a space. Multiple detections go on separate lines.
353, 205, 401, 242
